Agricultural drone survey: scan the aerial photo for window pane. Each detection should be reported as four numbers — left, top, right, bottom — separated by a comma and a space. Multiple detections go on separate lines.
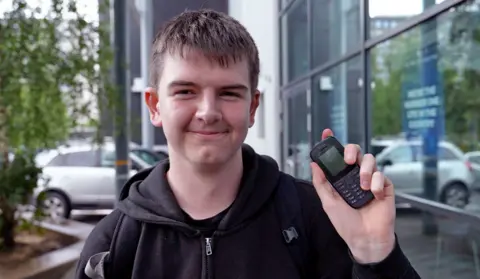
469, 155, 480, 165
280, 0, 295, 10
312, 0, 360, 67
369, 0, 446, 37
281, 0, 308, 83
312, 56, 363, 146
131, 150, 160, 165
101, 149, 116, 167
47, 154, 67, 166
286, 89, 310, 180
385, 145, 414, 163
370, 1, 480, 210
64, 151, 96, 167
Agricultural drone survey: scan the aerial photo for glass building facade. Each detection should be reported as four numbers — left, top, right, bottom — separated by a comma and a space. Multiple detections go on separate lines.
280, 1, 480, 277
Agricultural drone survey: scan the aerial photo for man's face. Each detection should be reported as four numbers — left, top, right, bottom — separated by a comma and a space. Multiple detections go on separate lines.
145, 50, 259, 166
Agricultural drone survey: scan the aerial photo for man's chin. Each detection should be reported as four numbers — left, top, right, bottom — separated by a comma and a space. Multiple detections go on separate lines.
189, 147, 230, 165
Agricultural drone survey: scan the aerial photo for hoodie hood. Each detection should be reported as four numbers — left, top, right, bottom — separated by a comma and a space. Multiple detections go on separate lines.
116, 144, 281, 234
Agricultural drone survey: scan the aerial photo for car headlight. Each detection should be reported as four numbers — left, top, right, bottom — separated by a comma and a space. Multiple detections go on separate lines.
37, 175, 50, 187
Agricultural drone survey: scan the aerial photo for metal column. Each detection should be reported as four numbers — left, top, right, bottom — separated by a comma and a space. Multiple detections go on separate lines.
112, 0, 131, 199
140, 0, 155, 149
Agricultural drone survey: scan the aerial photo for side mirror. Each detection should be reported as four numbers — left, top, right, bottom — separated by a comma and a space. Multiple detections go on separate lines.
380, 159, 393, 168
131, 162, 142, 171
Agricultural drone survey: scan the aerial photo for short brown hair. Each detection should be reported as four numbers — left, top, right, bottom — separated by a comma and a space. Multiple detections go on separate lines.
149, 9, 260, 91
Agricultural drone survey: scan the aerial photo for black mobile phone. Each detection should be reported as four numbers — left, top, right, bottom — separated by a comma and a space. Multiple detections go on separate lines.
309, 136, 374, 209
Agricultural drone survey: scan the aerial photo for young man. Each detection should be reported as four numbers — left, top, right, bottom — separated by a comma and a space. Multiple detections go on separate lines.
76, 9, 420, 279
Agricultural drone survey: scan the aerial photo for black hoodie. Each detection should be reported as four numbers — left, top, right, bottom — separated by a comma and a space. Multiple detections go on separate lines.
76, 145, 420, 279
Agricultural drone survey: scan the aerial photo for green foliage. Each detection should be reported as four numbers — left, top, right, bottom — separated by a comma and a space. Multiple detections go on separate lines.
0, 0, 114, 250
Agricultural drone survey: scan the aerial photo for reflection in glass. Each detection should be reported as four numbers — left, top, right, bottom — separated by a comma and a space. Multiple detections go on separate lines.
312, 56, 363, 146
369, 0, 445, 37
281, 0, 308, 83
396, 209, 480, 279
370, 1, 480, 213
286, 90, 311, 180
311, 0, 360, 67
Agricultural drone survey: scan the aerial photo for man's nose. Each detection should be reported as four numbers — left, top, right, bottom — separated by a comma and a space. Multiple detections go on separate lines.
195, 94, 222, 124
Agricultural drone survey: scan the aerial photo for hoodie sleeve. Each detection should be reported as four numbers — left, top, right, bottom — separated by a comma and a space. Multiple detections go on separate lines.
350, 235, 421, 278
75, 209, 123, 279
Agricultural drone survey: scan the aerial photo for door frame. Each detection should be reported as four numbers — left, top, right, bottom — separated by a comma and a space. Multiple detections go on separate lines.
281, 80, 312, 176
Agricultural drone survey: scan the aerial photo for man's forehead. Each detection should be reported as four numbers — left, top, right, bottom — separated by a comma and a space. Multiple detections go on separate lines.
163, 49, 248, 70
161, 50, 250, 86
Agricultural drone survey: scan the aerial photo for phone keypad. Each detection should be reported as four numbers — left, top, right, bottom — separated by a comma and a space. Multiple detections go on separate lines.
333, 167, 370, 206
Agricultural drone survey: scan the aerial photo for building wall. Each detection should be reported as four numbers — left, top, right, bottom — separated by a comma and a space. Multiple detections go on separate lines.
228, 0, 282, 162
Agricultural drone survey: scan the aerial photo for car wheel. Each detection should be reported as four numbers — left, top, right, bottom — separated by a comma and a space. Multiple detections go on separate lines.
441, 183, 469, 209
42, 191, 71, 220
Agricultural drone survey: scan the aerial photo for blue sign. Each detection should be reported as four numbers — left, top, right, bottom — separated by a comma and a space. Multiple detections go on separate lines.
401, 39, 445, 156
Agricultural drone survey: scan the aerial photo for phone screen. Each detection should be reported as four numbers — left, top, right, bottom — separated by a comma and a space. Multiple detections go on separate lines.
319, 146, 347, 176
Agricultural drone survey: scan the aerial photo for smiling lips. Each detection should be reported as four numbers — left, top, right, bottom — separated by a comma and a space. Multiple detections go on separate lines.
190, 130, 228, 139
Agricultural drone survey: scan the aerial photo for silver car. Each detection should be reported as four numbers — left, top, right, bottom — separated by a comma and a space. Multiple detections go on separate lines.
33, 143, 152, 220
465, 151, 480, 190
376, 140, 474, 208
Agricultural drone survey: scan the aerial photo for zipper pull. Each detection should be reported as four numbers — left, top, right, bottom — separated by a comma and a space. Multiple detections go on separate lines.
205, 237, 213, 256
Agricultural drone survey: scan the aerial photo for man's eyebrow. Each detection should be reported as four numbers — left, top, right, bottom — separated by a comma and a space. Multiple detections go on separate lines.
168, 80, 196, 88
220, 84, 249, 91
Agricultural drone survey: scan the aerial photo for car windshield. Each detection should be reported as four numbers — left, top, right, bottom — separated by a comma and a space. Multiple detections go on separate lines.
468, 155, 480, 165
131, 149, 162, 165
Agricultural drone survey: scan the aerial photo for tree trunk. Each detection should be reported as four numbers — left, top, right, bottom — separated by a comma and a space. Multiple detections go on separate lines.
0, 204, 16, 250
0, 89, 15, 250
0, 90, 7, 165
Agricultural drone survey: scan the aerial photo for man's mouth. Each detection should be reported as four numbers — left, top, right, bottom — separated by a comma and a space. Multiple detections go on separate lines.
189, 130, 228, 139
192, 131, 227, 135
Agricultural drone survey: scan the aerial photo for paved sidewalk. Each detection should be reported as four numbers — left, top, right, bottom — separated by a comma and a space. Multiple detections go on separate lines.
63, 265, 76, 279
397, 213, 480, 279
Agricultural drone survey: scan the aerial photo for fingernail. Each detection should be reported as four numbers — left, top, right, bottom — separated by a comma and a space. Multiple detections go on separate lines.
361, 180, 369, 188
346, 154, 355, 163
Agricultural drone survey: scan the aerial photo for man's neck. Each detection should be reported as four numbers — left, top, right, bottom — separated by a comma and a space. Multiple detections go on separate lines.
167, 150, 244, 220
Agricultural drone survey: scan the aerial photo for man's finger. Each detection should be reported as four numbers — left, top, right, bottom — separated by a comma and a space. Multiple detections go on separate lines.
344, 144, 362, 165
383, 175, 395, 198
321, 129, 333, 140
359, 154, 376, 190
371, 171, 385, 200
310, 162, 337, 205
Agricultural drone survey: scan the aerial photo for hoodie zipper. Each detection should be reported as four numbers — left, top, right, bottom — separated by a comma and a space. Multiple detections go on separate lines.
204, 237, 213, 279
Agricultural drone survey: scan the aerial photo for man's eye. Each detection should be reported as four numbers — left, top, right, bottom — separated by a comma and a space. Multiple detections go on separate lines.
222, 92, 240, 97
176, 90, 193, 95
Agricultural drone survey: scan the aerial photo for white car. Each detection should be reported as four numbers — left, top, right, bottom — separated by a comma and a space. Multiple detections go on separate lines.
33, 143, 153, 220
376, 140, 475, 208
464, 151, 480, 190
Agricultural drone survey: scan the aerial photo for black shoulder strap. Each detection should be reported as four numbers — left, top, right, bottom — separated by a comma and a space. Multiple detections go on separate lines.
274, 173, 309, 278
106, 213, 142, 279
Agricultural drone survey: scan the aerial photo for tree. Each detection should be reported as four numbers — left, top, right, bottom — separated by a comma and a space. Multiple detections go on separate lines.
370, 28, 421, 137
0, 0, 114, 250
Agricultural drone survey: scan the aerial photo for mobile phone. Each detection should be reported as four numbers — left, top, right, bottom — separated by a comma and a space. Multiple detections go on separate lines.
309, 136, 374, 209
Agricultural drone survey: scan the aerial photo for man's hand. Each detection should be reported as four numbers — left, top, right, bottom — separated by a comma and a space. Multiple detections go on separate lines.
311, 129, 396, 264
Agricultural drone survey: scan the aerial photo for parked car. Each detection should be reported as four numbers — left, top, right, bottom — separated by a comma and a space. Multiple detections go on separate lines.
465, 151, 480, 190
376, 140, 475, 208
371, 137, 402, 156
32, 143, 153, 220
153, 145, 169, 160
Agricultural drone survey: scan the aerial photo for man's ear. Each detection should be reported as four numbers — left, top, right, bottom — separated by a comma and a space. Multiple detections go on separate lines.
249, 90, 261, 128
145, 87, 162, 127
